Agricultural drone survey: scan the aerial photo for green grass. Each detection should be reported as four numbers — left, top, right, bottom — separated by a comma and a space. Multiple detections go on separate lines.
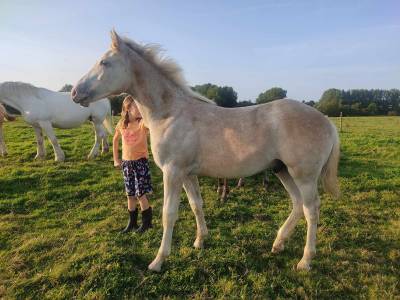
0, 117, 399, 299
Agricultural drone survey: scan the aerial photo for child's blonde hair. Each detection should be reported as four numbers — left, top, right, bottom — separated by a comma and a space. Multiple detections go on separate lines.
120, 95, 135, 129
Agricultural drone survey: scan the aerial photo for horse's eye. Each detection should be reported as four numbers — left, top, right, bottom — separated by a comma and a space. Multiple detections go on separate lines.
100, 60, 109, 67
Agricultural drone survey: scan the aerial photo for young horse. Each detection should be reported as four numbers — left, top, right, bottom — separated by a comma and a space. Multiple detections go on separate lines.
0, 82, 113, 161
0, 103, 16, 156
72, 31, 340, 272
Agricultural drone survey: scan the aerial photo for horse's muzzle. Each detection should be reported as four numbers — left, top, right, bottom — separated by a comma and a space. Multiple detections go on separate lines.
71, 87, 90, 106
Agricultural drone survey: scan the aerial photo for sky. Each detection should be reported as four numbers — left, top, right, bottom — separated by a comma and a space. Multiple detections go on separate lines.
1, 0, 399, 101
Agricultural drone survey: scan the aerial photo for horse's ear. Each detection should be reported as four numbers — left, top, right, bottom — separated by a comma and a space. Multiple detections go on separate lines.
110, 29, 122, 50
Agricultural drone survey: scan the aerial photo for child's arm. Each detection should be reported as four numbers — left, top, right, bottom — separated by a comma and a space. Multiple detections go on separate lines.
113, 127, 122, 167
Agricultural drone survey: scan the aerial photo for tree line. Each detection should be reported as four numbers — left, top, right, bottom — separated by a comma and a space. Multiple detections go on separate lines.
315, 88, 400, 116
59, 84, 400, 117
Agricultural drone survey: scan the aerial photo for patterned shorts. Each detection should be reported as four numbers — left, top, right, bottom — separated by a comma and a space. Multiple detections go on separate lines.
122, 158, 153, 197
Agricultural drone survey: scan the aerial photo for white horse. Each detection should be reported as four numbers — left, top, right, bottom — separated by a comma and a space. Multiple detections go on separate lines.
0, 82, 113, 161
0, 103, 16, 156
72, 31, 340, 272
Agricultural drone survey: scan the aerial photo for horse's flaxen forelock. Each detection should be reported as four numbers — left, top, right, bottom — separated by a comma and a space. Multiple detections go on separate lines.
115, 35, 214, 104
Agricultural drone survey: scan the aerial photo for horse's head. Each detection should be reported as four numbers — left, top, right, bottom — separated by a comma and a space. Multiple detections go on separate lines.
72, 30, 132, 106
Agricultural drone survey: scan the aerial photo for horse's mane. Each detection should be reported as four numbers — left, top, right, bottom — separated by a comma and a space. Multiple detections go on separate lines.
0, 81, 44, 100
120, 37, 215, 104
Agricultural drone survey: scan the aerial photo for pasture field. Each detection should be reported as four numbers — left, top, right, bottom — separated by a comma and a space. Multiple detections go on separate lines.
0, 116, 399, 299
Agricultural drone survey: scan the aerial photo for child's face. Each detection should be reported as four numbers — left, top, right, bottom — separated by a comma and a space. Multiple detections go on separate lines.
127, 102, 140, 119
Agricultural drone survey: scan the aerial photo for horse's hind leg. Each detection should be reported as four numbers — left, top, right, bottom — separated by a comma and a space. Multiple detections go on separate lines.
237, 177, 244, 187
101, 127, 109, 154
183, 175, 208, 249
33, 125, 46, 159
294, 178, 320, 271
0, 124, 7, 156
272, 169, 303, 253
88, 121, 104, 159
216, 178, 223, 195
220, 178, 229, 203
39, 121, 64, 162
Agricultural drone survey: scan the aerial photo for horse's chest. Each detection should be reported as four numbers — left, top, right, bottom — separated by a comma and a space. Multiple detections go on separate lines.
150, 134, 195, 169
149, 138, 170, 167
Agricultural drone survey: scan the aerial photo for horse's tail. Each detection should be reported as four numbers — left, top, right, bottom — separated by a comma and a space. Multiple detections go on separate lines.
321, 123, 340, 199
102, 102, 114, 135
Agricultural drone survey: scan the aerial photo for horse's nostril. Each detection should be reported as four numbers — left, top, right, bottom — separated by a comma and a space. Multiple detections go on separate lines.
71, 88, 77, 99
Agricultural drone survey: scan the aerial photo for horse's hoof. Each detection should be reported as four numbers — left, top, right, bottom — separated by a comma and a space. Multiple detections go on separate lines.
87, 153, 98, 160
55, 156, 65, 162
220, 194, 228, 203
148, 260, 162, 272
34, 155, 45, 160
296, 259, 311, 271
193, 238, 204, 249
271, 243, 284, 254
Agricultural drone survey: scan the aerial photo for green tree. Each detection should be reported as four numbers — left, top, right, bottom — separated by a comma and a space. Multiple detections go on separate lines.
302, 100, 315, 107
316, 89, 342, 116
215, 86, 237, 107
192, 84, 238, 107
367, 103, 377, 115
59, 84, 73, 92
350, 102, 361, 115
192, 84, 219, 101
256, 87, 287, 104
236, 100, 255, 107
109, 94, 125, 115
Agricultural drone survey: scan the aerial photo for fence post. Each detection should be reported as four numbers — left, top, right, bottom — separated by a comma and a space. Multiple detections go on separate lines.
339, 112, 343, 132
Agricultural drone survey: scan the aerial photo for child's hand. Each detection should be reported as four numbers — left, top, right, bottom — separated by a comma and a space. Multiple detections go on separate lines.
114, 160, 122, 168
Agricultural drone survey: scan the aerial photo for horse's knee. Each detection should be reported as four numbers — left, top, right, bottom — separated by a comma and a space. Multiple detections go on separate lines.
162, 211, 178, 227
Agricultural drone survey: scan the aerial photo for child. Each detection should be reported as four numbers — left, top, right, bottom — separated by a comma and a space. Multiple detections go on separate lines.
113, 95, 153, 234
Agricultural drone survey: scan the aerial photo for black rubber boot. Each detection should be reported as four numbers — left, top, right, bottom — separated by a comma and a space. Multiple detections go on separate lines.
121, 209, 139, 233
136, 207, 153, 234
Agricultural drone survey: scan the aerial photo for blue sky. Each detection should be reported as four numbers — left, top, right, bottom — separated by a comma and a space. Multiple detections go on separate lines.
1, 0, 399, 101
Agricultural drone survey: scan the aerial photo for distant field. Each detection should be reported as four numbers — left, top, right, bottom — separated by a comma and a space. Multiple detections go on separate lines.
0, 116, 399, 299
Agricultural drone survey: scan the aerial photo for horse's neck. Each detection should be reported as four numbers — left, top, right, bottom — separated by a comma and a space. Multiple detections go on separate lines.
128, 62, 186, 128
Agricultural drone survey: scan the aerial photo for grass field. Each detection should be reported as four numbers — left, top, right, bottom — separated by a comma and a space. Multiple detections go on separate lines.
0, 116, 399, 299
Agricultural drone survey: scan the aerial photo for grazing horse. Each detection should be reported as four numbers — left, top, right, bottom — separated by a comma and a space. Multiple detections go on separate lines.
0, 103, 16, 156
72, 31, 340, 272
0, 82, 113, 161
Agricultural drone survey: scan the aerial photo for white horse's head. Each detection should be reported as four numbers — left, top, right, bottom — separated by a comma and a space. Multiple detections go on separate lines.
72, 30, 132, 107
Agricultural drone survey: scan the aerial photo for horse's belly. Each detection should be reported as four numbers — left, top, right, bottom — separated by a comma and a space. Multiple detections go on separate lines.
198, 155, 271, 178
51, 115, 89, 129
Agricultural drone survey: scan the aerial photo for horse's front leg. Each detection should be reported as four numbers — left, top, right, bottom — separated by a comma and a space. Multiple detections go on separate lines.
148, 167, 183, 272
88, 122, 104, 159
183, 175, 208, 249
33, 125, 46, 159
39, 121, 65, 162
221, 178, 229, 203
